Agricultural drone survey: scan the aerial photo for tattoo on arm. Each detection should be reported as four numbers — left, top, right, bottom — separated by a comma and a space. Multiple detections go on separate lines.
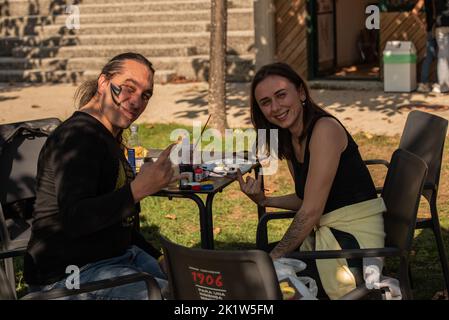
270, 210, 311, 259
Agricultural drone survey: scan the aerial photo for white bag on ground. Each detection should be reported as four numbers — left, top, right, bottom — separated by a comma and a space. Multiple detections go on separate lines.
363, 257, 402, 300
273, 258, 318, 300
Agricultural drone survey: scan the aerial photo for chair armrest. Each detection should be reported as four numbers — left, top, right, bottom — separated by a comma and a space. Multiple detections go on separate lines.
338, 285, 372, 300
260, 211, 297, 222
423, 182, 436, 192
364, 159, 389, 194
416, 217, 433, 229
285, 247, 401, 260
256, 211, 296, 251
6, 238, 28, 252
364, 159, 390, 168
0, 247, 26, 260
21, 272, 162, 300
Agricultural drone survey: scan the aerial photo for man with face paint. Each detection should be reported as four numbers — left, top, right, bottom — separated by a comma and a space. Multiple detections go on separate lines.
23, 53, 178, 299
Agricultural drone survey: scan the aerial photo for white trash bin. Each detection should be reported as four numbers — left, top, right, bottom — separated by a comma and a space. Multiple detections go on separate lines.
383, 41, 417, 92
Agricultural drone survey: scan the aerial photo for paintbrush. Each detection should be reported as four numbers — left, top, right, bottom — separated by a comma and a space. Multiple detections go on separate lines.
193, 114, 211, 151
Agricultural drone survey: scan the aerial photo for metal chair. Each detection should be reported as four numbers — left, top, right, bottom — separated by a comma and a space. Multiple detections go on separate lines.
0, 118, 61, 295
0, 118, 163, 300
160, 235, 282, 300
257, 149, 428, 299
364, 110, 449, 294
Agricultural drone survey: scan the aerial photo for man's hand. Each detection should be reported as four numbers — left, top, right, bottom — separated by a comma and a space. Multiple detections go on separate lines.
130, 144, 180, 202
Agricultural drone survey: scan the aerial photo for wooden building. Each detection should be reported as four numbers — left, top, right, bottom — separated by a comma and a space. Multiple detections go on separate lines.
261, 0, 429, 81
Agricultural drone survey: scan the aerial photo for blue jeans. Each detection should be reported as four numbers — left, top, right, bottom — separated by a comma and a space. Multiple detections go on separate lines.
29, 246, 167, 300
436, 27, 449, 89
421, 31, 437, 84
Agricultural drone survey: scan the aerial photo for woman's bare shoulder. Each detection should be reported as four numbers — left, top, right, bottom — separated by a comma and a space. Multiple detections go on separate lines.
310, 117, 347, 150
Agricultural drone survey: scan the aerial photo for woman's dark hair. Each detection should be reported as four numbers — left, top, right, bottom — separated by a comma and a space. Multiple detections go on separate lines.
250, 62, 328, 160
74, 52, 155, 147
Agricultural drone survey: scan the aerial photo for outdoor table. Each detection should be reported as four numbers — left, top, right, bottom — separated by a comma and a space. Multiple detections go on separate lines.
148, 149, 261, 249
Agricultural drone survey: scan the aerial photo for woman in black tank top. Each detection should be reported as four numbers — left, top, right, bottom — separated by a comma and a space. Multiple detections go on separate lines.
237, 63, 379, 299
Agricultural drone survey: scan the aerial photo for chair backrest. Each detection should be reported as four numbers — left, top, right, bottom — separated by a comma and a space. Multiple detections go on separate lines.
0, 118, 61, 205
399, 110, 448, 193
160, 236, 282, 300
0, 118, 60, 297
382, 149, 428, 252
0, 118, 60, 239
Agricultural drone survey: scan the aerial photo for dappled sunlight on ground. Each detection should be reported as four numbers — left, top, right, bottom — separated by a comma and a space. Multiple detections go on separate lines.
2, 82, 449, 136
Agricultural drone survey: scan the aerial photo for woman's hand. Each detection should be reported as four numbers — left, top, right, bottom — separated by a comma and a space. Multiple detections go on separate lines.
236, 169, 267, 206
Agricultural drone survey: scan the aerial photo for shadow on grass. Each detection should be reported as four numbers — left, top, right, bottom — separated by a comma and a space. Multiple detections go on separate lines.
142, 223, 257, 253
409, 225, 449, 300
139, 223, 163, 250
195, 240, 257, 251
383, 225, 449, 300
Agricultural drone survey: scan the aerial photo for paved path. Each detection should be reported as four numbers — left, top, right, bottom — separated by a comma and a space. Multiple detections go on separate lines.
1, 82, 449, 136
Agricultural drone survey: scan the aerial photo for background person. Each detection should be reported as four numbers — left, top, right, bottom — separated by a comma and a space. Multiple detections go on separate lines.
413, 0, 439, 93
433, 0, 449, 93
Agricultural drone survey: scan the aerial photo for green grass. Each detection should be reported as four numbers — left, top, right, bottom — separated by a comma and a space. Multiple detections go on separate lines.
14, 124, 449, 300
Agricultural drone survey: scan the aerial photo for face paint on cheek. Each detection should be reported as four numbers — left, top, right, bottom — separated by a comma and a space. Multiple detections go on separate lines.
110, 83, 122, 108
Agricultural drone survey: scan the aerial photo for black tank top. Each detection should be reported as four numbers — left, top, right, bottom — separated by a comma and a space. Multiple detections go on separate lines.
292, 115, 377, 214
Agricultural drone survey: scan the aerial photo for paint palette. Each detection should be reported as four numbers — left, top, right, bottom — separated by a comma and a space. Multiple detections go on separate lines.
202, 159, 252, 176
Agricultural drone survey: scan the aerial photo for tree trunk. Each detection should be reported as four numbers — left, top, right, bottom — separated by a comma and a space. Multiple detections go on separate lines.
208, 0, 228, 134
